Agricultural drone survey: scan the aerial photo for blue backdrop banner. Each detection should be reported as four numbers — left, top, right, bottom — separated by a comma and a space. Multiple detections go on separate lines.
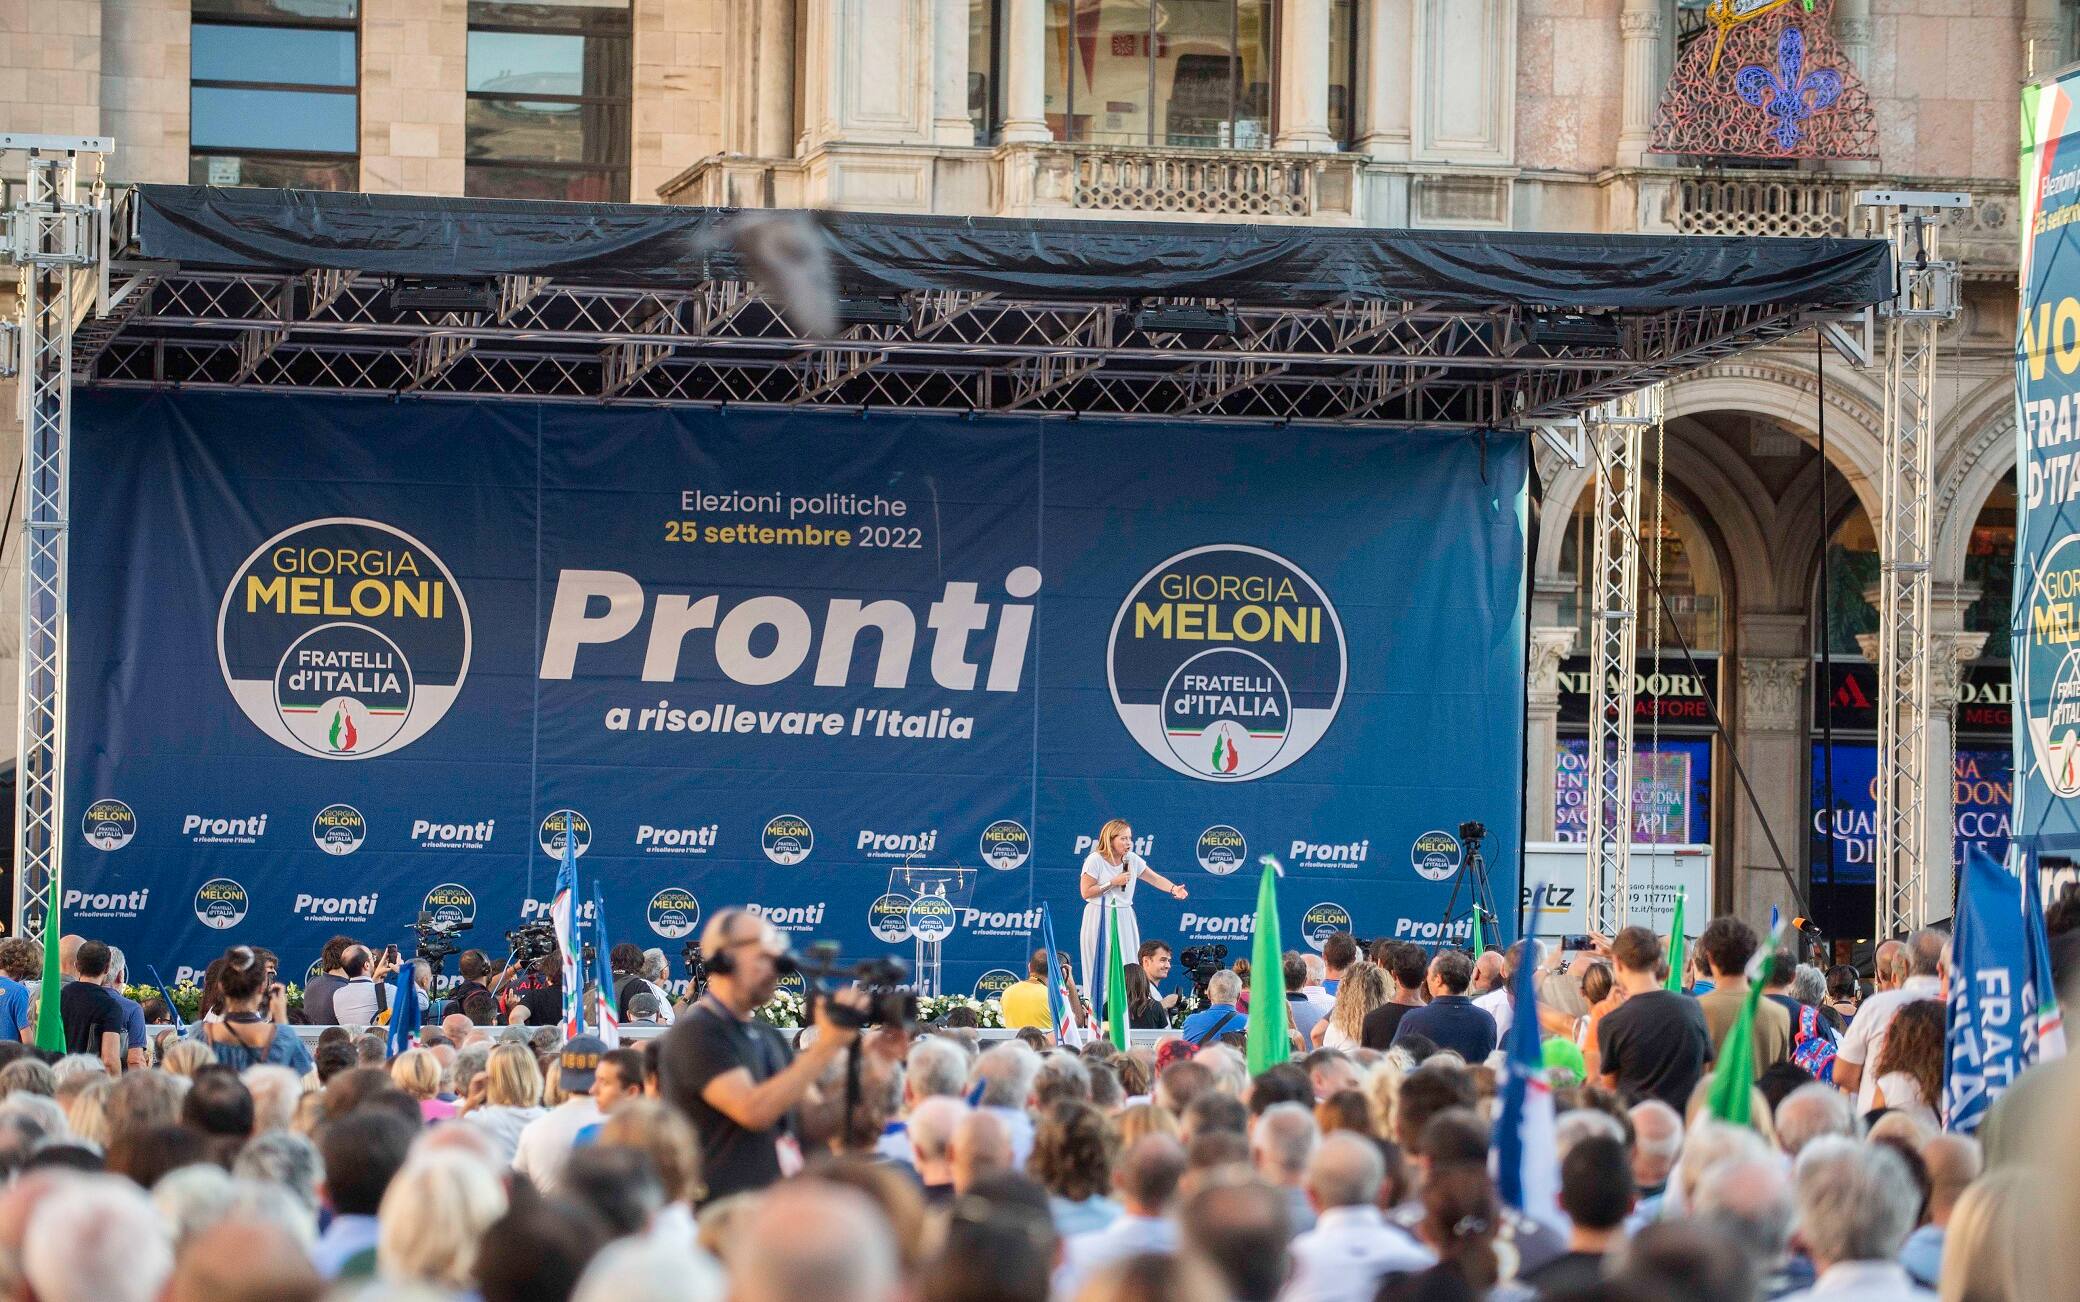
65, 391, 1527, 995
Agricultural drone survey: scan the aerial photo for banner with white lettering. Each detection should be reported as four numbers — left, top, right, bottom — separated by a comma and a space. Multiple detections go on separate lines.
1944, 845, 2066, 1132
2015, 69, 2080, 850
64, 392, 1527, 993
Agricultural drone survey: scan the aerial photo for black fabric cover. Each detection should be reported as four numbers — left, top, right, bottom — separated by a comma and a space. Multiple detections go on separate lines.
129, 184, 1892, 312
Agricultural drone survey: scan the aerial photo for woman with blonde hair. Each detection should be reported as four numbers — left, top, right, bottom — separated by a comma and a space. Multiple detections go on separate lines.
1114, 1101, 1178, 1148
1940, 1168, 2046, 1302
389, 1047, 456, 1122
1078, 818, 1190, 1005
62, 1077, 112, 1148
1313, 960, 1389, 1049
460, 1040, 545, 1162
377, 1149, 508, 1289
160, 1039, 213, 1079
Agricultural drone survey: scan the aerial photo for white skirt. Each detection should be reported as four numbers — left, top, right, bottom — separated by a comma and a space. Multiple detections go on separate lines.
1080, 895, 1142, 1009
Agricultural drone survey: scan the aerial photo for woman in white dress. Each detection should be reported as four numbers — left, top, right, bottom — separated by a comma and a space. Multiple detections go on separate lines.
1080, 818, 1190, 1002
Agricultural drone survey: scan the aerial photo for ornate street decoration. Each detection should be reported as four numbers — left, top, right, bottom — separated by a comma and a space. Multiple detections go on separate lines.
1653, 0, 1876, 160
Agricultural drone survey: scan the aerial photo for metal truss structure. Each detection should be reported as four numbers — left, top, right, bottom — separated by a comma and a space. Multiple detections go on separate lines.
4, 172, 1891, 942
1864, 190, 1965, 940
74, 198, 1853, 431
1582, 386, 1661, 935
1, 135, 112, 943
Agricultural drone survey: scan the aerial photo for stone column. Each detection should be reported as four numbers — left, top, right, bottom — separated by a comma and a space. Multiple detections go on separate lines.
933, 0, 976, 145
1275, 0, 1336, 152
1355, 0, 1412, 160
755, 0, 797, 158
1735, 650, 1809, 926
1927, 629, 1988, 926
999, 0, 1050, 144
1526, 627, 1579, 841
1616, 0, 1666, 167
1834, 0, 1872, 75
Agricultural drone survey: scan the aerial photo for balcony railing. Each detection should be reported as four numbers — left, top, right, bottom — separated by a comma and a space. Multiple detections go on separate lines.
1661, 170, 2017, 276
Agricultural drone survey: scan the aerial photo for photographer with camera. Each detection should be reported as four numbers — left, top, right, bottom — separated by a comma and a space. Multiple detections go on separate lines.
657, 908, 872, 1202
441, 950, 495, 1019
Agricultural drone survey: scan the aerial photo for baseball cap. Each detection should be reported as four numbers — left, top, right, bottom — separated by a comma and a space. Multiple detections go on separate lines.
560, 1034, 607, 1092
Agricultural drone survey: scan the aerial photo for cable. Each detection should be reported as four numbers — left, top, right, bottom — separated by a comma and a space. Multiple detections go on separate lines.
1586, 398, 1812, 917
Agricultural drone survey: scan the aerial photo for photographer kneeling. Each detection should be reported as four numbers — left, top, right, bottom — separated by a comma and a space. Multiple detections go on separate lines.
657, 908, 868, 1202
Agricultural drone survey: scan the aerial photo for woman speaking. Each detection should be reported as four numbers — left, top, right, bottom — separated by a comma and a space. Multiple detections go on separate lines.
1080, 818, 1189, 1001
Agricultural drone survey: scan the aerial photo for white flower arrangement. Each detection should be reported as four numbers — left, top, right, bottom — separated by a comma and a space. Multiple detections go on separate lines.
917, 993, 1005, 1029
756, 989, 807, 1028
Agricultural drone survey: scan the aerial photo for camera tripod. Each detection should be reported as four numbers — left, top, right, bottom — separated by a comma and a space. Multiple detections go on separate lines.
1436, 821, 1503, 953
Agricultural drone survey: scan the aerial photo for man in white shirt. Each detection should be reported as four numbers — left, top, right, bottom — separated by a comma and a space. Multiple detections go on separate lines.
1287, 1132, 1433, 1302
513, 1035, 607, 1195
1775, 1138, 1934, 1301
1834, 930, 1945, 1114
1056, 1134, 1187, 1297
329, 945, 399, 1027
1471, 942, 1537, 1046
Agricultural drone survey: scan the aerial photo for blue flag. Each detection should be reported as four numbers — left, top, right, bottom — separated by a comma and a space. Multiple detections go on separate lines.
550, 829, 584, 1040
1945, 846, 2067, 1132
385, 946, 420, 1058
1494, 890, 1560, 1232
1037, 902, 1086, 1045
592, 881, 620, 1047
148, 965, 186, 1035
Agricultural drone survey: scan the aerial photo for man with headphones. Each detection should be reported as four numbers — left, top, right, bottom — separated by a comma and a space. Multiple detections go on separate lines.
656, 907, 868, 1201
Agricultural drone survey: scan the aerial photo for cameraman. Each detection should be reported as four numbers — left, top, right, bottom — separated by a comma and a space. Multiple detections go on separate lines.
441, 950, 495, 1019
657, 908, 867, 1202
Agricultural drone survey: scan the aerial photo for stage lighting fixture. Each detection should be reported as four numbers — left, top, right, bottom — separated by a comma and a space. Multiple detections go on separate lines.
1523, 310, 1623, 350
835, 297, 909, 326
387, 278, 500, 313
1130, 304, 1241, 337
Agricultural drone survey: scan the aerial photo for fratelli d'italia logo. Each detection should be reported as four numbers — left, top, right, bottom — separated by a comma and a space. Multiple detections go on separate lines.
909, 892, 957, 943
980, 820, 1031, 871
195, 877, 249, 930
648, 888, 701, 939
539, 810, 592, 859
762, 814, 814, 865
312, 804, 365, 856
2023, 532, 2080, 796
1411, 830, 1462, 882
423, 882, 477, 927
868, 893, 912, 943
975, 969, 1020, 1001
217, 518, 471, 760
1196, 825, 1247, 875
1302, 902, 1353, 952
1108, 545, 1347, 781
83, 798, 136, 851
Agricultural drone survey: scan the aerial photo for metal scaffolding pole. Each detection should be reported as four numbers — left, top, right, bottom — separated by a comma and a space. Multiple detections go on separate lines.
1, 135, 111, 944
1861, 189, 1963, 940
1584, 385, 1660, 935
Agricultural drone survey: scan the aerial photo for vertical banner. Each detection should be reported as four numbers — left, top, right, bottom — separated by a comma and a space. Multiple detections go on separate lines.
2015, 68, 2080, 851
63, 393, 1526, 995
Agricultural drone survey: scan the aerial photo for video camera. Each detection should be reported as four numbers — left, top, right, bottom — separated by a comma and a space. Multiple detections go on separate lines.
795, 940, 918, 1030
407, 911, 470, 965
678, 941, 709, 999
1179, 943, 1229, 1000
505, 919, 558, 965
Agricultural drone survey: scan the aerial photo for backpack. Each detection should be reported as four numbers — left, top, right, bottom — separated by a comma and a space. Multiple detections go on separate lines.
1791, 1002, 1837, 1082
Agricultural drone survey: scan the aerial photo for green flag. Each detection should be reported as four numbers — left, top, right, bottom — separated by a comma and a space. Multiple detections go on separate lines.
1663, 890, 1688, 993
1105, 903, 1129, 1051
1245, 858, 1289, 1075
34, 878, 64, 1054
1705, 916, 1785, 1128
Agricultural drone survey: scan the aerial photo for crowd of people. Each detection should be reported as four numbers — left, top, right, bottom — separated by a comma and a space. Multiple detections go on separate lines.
0, 896, 2073, 1302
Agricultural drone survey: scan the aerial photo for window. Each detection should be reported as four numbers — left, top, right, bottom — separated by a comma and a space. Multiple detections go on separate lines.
189, 0, 360, 191
1039, 0, 1276, 148
466, 0, 632, 202
1557, 488, 1726, 654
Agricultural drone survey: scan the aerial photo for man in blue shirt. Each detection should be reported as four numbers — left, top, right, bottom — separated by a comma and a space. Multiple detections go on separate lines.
103, 947, 149, 1070
1179, 969, 1248, 1045
1392, 949, 1497, 1061
0, 959, 28, 1045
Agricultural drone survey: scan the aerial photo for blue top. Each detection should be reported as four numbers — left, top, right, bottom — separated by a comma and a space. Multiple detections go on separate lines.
109, 989, 148, 1060
1392, 994, 1498, 1061
1180, 1002, 1248, 1045
0, 977, 28, 1044
199, 1022, 314, 1074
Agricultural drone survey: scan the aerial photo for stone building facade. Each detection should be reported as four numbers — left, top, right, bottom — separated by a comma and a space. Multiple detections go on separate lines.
0, 0, 2060, 935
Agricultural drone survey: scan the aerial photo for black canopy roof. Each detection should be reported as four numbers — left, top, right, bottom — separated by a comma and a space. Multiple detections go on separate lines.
82, 185, 1891, 430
